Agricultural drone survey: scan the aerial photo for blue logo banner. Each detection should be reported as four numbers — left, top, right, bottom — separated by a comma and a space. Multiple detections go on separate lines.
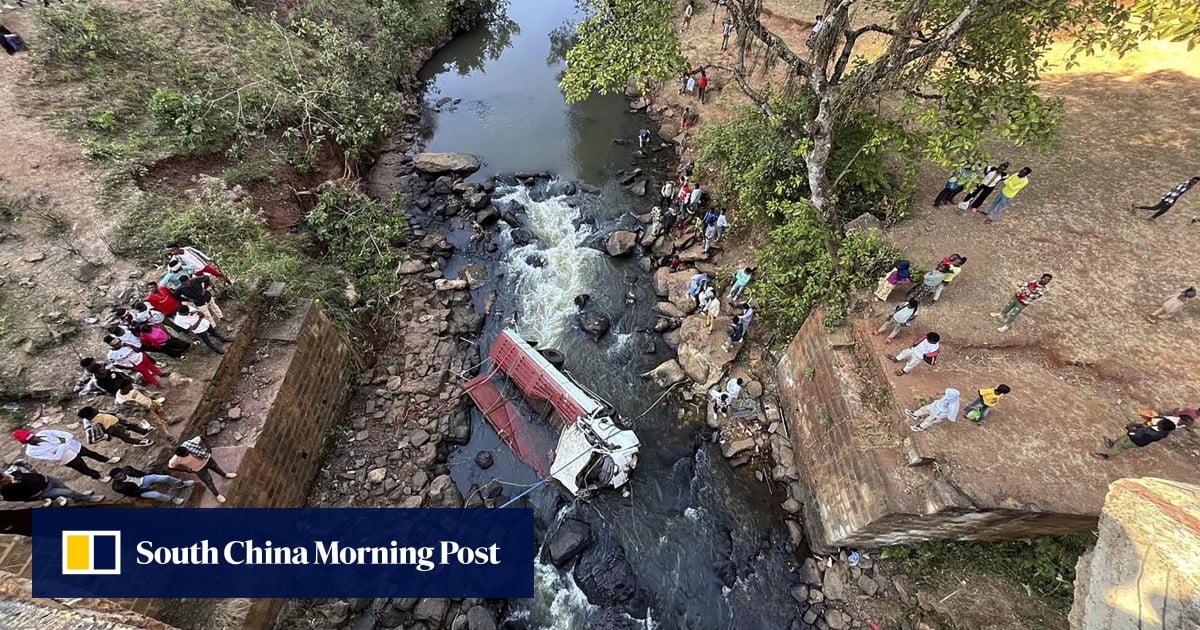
33, 508, 534, 598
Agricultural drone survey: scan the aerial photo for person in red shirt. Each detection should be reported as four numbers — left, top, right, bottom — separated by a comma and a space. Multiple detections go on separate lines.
697, 70, 708, 103
145, 282, 181, 316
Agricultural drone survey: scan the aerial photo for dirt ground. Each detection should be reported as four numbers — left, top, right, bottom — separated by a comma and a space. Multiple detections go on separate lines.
0, 6, 148, 396
667, 1, 1200, 628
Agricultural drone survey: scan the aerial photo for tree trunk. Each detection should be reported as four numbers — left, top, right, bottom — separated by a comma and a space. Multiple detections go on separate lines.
805, 94, 841, 266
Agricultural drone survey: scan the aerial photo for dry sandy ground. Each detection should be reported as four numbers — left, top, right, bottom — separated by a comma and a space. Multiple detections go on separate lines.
668, 1, 1200, 628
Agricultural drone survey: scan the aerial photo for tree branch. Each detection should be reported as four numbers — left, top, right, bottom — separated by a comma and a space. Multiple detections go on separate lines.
728, 0, 812, 76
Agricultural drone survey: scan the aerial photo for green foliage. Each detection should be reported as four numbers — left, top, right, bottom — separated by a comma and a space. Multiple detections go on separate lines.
305, 187, 408, 296
754, 201, 899, 332
561, 0, 687, 103
882, 532, 1098, 612
33, 2, 139, 74
114, 186, 351, 323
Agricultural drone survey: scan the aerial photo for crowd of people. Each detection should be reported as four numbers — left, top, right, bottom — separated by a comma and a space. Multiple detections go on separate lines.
2, 244, 240, 507
875, 160, 1200, 461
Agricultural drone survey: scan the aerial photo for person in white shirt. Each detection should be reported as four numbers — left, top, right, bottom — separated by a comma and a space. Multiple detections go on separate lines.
172, 304, 231, 354
725, 378, 744, 401
714, 210, 730, 240
703, 291, 720, 330
907, 388, 961, 432
167, 243, 231, 285
105, 335, 162, 387
893, 332, 941, 376
11, 428, 120, 482
661, 181, 674, 206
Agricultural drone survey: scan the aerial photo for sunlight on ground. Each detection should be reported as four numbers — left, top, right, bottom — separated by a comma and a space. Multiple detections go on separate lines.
1044, 39, 1200, 78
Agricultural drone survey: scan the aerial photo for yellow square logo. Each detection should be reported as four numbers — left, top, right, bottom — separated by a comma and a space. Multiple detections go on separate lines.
61, 531, 121, 575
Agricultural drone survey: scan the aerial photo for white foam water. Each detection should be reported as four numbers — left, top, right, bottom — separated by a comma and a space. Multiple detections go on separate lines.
499, 185, 603, 349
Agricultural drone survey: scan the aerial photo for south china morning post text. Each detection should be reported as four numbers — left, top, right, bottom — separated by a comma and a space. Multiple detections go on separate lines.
32, 508, 535, 599
134, 538, 500, 571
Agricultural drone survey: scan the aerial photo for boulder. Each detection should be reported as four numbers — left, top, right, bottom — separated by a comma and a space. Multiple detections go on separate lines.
678, 243, 709, 262
642, 359, 686, 389
605, 230, 638, 257
799, 557, 823, 586
548, 180, 577, 197
655, 301, 686, 319
413, 152, 481, 175
823, 562, 847, 601
459, 264, 487, 290
625, 179, 647, 197
465, 192, 490, 210
721, 439, 755, 459
654, 268, 700, 313
474, 450, 494, 470
466, 606, 497, 630
396, 259, 427, 275
434, 279, 469, 292
547, 518, 592, 567
475, 205, 501, 225
658, 123, 679, 141
433, 176, 455, 195
425, 475, 463, 508
412, 598, 449, 624
844, 212, 882, 234
577, 311, 611, 340
573, 534, 640, 609
675, 315, 740, 386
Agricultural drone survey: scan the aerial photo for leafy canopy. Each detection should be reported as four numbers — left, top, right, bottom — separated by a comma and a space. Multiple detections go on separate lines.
561, 0, 687, 103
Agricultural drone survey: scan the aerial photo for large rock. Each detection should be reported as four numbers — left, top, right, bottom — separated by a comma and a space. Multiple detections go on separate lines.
547, 518, 592, 567
577, 311, 611, 340
573, 534, 641, 610
466, 606, 498, 630
654, 268, 700, 313
625, 179, 647, 196
413, 152, 481, 175
1069, 478, 1200, 630
425, 474, 463, 508
459, 264, 487, 290
605, 230, 638, 257
823, 561, 847, 601
642, 359, 686, 389
675, 315, 740, 387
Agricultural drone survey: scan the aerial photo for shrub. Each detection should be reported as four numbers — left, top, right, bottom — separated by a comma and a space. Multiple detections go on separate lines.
305, 187, 408, 297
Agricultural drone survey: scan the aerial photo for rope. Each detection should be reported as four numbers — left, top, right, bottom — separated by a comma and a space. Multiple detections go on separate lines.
498, 443, 598, 509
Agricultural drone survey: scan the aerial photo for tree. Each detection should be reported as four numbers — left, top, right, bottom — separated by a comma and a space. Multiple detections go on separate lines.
562, 0, 1200, 254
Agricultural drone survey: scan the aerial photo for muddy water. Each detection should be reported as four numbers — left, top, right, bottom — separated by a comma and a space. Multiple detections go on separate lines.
414, 2, 805, 627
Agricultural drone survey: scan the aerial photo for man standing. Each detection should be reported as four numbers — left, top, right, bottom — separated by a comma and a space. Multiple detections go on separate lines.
1092, 417, 1181, 460
1146, 286, 1196, 323
933, 166, 974, 207
703, 223, 718, 253
687, 272, 709, 305
167, 242, 231, 285
892, 332, 940, 376
714, 209, 730, 240
697, 70, 708, 103
168, 436, 237, 503
728, 267, 754, 301
110, 467, 192, 505
703, 289, 720, 330
660, 180, 674, 207
983, 167, 1031, 222
962, 384, 1010, 423
958, 162, 1008, 212
725, 377, 744, 402
1132, 176, 1199, 220
689, 184, 704, 215
992, 274, 1052, 332
12, 429, 120, 482
175, 275, 223, 322
173, 304, 232, 355
907, 388, 961, 432
874, 299, 919, 343
721, 17, 734, 50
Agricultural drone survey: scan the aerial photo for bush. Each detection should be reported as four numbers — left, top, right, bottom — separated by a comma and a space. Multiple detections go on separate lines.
305, 187, 408, 297
880, 532, 1097, 612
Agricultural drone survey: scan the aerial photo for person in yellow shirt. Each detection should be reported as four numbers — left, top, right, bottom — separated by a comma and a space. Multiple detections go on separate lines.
984, 167, 1031, 222
962, 384, 1010, 423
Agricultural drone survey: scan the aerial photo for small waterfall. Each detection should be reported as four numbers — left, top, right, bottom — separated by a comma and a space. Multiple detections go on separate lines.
499, 185, 603, 347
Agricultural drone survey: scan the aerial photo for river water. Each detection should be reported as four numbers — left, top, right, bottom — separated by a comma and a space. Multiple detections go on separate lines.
414, 2, 805, 627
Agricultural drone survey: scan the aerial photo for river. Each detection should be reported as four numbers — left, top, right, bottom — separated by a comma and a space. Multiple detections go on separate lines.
412, 2, 805, 627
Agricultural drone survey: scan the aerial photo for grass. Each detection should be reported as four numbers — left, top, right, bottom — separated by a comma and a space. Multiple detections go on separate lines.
881, 532, 1098, 613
